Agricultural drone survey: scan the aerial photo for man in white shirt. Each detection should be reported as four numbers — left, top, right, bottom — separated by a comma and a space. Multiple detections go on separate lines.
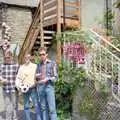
16, 53, 41, 120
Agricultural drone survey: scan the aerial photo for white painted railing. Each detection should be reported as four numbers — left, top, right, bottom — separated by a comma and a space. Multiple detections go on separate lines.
62, 29, 120, 106
88, 29, 120, 105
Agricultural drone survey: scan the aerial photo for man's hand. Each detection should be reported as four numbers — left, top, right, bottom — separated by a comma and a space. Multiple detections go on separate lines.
0, 79, 8, 84
37, 77, 49, 84
40, 79, 48, 84
36, 73, 40, 77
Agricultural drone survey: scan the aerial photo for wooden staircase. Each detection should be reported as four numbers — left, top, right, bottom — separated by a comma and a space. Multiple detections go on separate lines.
19, 0, 81, 63
18, 2, 41, 63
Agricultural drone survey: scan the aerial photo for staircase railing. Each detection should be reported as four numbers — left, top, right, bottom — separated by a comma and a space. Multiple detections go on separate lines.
18, 2, 41, 63
62, 29, 120, 106
87, 29, 120, 105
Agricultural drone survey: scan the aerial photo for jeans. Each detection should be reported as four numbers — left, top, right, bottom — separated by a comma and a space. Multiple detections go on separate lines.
37, 83, 57, 120
23, 87, 41, 120
3, 91, 18, 120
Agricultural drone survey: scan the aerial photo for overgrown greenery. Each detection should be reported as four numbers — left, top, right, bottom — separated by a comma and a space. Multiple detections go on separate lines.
55, 61, 109, 120
52, 29, 93, 52
55, 62, 86, 119
32, 29, 112, 119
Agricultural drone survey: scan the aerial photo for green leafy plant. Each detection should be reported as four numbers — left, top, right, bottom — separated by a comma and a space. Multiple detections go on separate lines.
55, 62, 86, 119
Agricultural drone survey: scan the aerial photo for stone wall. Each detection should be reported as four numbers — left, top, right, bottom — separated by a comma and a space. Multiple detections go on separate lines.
0, 5, 32, 63
81, 0, 105, 28
7, 6, 32, 46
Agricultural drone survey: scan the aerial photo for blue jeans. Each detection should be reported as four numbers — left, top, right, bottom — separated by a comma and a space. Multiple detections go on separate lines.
37, 83, 57, 120
23, 87, 41, 120
3, 91, 18, 120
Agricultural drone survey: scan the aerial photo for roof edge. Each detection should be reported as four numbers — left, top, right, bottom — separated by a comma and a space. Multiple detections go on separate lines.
0, 2, 38, 8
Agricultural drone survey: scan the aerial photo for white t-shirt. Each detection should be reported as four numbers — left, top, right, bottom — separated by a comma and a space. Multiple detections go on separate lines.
15, 62, 37, 88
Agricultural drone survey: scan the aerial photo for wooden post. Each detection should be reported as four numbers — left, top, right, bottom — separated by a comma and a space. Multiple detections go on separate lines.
56, 0, 61, 63
63, 0, 66, 30
77, 0, 81, 28
40, 0, 44, 47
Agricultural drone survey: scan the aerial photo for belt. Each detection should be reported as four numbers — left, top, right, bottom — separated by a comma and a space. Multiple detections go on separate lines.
37, 80, 52, 85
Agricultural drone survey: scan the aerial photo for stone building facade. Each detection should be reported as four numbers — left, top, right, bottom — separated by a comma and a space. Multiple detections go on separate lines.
0, 0, 38, 63
0, 0, 38, 113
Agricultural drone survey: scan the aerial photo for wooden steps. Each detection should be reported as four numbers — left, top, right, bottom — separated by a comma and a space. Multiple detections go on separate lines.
18, 0, 80, 63
32, 29, 56, 53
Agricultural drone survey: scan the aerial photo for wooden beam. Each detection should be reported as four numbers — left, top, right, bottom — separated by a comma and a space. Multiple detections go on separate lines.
44, 41, 51, 44
44, 6, 57, 14
61, 0, 80, 8
43, 17, 57, 27
28, 28, 40, 52
65, 2, 79, 8
77, 0, 81, 29
57, 0, 61, 33
61, 17, 80, 28
44, 14, 57, 21
65, 1, 80, 8
65, 9, 80, 16
44, 1, 57, 11
44, 8, 57, 18
44, 0, 56, 6
40, 0, 44, 47
44, 36, 53, 39
38, 36, 53, 39
21, 22, 40, 52
44, 30, 55, 34
18, 7, 40, 63
56, 0, 61, 63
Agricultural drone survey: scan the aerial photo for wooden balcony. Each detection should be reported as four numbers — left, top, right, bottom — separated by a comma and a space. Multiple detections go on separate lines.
19, 0, 80, 63
43, 0, 80, 27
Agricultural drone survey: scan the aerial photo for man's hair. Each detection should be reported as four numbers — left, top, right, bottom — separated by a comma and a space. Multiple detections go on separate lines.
39, 47, 47, 53
4, 51, 13, 58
